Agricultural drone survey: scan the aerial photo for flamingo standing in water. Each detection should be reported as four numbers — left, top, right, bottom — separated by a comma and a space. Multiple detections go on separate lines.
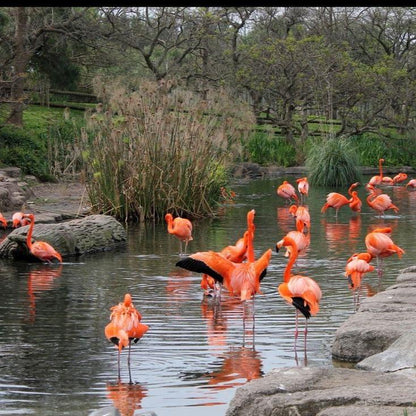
296, 177, 309, 204
344, 252, 375, 307
165, 213, 193, 255
366, 184, 399, 217
393, 172, 408, 185
276, 236, 322, 351
277, 220, 310, 259
347, 182, 362, 213
365, 227, 404, 279
406, 179, 416, 189
105, 293, 149, 382
277, 181, 299, 204
289, 205, 310, 233
368, 158, 385, 186
321, 189, 352, 218
23, 213, 62, 263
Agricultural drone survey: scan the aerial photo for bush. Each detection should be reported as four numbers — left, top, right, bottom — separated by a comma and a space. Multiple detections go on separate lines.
0, 125, 52, 180
306, 136, 362, 187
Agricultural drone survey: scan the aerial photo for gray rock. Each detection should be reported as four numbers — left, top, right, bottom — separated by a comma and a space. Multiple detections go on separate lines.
331, 269, 416, 363
226, 367, 416, 416
0, 214, 126, 259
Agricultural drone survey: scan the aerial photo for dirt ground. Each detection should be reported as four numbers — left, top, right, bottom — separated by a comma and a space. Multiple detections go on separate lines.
25, 181, 91, 220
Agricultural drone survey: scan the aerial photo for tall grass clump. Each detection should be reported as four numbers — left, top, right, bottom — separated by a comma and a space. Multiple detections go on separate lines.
81, 78, 254, 222
306, 136, 362, 187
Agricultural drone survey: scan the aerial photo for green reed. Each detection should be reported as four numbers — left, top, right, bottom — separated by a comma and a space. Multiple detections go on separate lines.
80, 79, 254, 222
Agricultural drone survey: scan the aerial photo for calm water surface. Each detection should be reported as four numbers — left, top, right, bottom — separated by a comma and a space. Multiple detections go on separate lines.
1, 176, 416, 416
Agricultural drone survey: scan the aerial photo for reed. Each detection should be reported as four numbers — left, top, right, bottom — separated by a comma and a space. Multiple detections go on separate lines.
81, 78, 254, 222
306, 136, 362, 187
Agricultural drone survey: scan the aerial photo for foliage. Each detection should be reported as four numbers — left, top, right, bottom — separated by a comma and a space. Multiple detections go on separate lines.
81, 78, 255, 222
306, 136, 362, 187
242, 129, 296, 166
0, 125, 52, 180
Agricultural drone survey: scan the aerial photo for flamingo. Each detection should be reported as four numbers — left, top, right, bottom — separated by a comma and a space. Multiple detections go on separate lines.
277, 220, 310, 259
277, 181, 299, 204
321, 191, 351, 218
176, 248, 272, 302
289, 205, 310, 233
347, 182, 362, 213
344, 252, 375, 308
406, 179, 416, 189
365, 227, 404, 279
105, 293, 149, 382
366, 184, 399, 217
381, 176, 394, 185
296, 177, 309, 203
393, 172, 408, 185
12, 211, 31, 228
165, 213, 193, 255
368, 158, 385, 186
0, 213, 7, 229
23, 213, 62, 263
276, 235, 322, 350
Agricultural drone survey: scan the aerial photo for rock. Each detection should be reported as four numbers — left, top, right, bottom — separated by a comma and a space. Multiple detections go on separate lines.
0, 214, 127, 260
225, 367, 416, 416
331, 267, 416, 363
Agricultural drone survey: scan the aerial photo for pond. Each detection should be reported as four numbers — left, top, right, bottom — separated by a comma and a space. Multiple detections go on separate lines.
1, 175, 416, 416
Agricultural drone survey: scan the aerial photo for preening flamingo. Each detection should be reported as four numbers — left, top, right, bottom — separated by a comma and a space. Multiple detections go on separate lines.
368, 158, 384, 186
23, 213, 62, 263
0, 213, 7, 228
321, 190, 351, 218
277, 181, 299, 204
296, 177, 309, 203
289, 205, 310, 233
365, 227, 404, 279
165, 213, 193, 255
12, 211, 31, 228
276, 236, 321, 351
366, 184, 399, 217
105, 293, 149, 382
406, 179, 416, 189
393, 172, 408, 185
347, 182, 362, 213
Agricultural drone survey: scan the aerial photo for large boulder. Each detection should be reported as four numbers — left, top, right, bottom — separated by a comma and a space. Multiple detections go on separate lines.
0, 214, 127, 260
331, 266, 416, 363
226, 366, 416, 416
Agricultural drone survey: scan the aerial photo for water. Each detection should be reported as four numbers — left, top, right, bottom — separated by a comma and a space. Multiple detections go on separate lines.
1, 176, 416, 416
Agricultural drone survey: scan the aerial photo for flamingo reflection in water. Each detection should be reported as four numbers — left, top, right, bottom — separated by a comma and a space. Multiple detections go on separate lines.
106, 381, 148, 416
26, 264, 63, 323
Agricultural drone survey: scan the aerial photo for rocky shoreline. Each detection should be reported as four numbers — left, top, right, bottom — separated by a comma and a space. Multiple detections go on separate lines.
226, 266, 416, 415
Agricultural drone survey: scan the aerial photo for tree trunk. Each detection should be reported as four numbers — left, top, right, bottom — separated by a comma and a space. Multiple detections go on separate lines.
7, 8, 29, 127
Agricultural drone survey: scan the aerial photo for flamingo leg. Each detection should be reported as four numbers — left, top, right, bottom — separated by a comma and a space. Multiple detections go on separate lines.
304, 318, 308, 352
128, 341, 132, 384
117, 350, 121, 381
294, 309, 299, 348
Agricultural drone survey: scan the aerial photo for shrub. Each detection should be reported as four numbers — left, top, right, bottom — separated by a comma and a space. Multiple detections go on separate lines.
81, 78, 255, 222
306, 136, 362, 187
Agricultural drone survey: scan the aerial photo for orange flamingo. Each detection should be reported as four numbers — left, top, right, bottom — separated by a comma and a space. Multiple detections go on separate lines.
105, 293, 149, 382
289, 204, 310, 233
296, 177, 309, 203
278, 221, 310, 259
406, 179, 416, 189
0, 213, 7, 228
321, 191, 351, 218
165, 213, 193, 255
276, 235, 322, 350
347, 182, 362, 213
277, 181, 299, 204
23, 213, 62, 263
176, 248, 272, 302
393, 172, 408, 185
368, 158, 384, 186
12, 211, 31, 228
366, 184, 399, 217
365, 227, 404, 279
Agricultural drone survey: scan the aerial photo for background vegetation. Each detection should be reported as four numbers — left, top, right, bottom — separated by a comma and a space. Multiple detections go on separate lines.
1, 7, 416, 220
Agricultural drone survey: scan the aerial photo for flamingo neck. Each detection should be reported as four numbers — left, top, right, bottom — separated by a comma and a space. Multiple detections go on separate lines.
26, 217, 34, 250
283, 237, 298, 282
